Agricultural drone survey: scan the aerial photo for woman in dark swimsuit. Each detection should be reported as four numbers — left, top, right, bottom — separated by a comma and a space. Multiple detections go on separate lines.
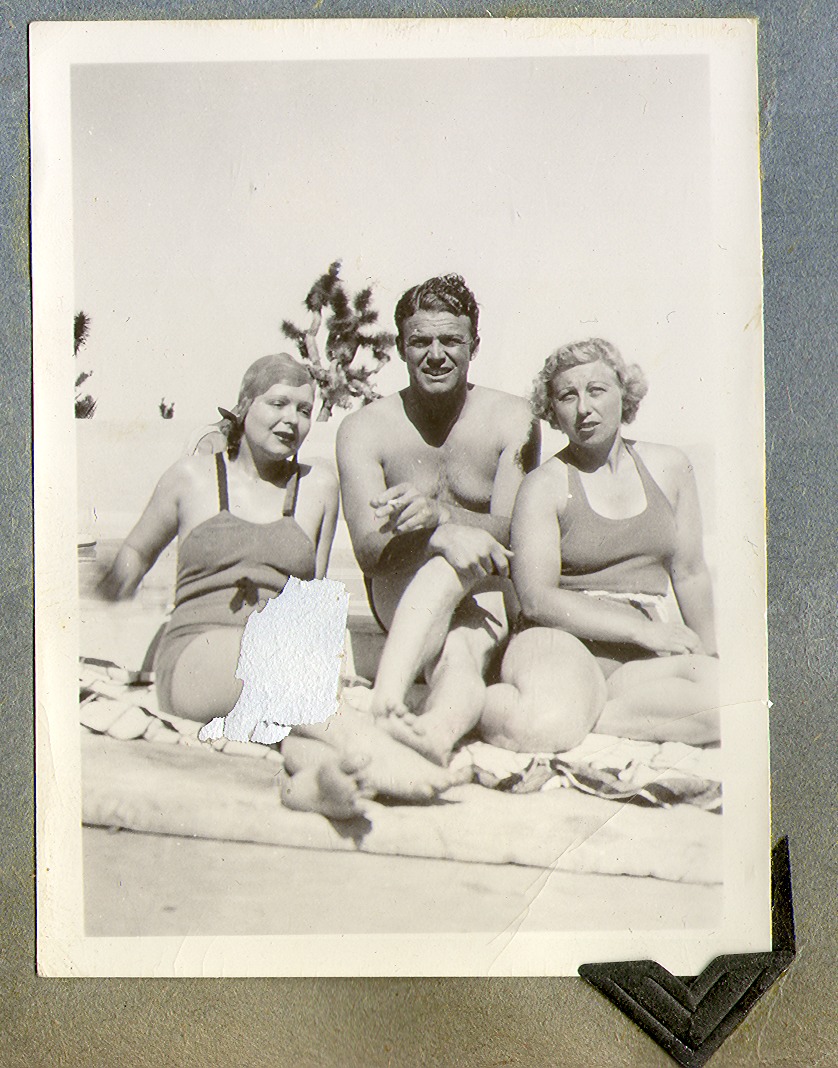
103, 352, 468, 817
478, 338, 720, 751
102, 354, 339, 720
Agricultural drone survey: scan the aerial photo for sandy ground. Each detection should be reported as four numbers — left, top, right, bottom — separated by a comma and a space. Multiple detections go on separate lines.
84, 826, 720, 937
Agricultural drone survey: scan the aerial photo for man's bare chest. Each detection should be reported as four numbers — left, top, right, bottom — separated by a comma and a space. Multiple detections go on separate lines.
380, 432, 500, 511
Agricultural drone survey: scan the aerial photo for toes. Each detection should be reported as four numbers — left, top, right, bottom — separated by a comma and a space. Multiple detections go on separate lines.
406, 781, 436, 802
316, 763, 366, 819
446, 764, 475, 789
339, 750, 371, 776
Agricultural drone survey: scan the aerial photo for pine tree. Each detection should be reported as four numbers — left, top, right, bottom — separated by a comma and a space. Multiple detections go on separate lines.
74, 311, 97, 419
282, 262, 394, 421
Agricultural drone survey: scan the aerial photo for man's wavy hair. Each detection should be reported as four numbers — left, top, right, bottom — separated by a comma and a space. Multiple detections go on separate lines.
394, 274, 480, 346
531, 338, 648, 428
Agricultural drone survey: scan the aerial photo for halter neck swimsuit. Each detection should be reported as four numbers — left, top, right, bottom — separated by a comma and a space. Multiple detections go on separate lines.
154, 452, 316, 714
558, 441, 677, 596
517, 442, 679, 672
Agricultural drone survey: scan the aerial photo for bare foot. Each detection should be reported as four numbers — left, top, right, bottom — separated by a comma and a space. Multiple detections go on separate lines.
280, 754, 374, 820
317, 757, 376, 818
379, 711, 458, 767
357, 726, 471, 797
285, 709, 473, 805
370, 693, 410, 720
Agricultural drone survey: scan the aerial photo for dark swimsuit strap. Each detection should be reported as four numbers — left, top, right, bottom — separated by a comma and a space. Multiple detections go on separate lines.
624, 441, 674, 515
215, 452, 230, 512
216, 450, 300, 517
282, 463, 301, 517
567, 441, 668, 517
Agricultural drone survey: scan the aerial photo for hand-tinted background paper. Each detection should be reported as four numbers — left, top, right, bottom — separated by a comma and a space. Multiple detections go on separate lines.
5, 2, 836, 1066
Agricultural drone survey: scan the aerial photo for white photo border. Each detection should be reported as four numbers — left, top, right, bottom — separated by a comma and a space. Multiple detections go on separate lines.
32, 17, 769, 977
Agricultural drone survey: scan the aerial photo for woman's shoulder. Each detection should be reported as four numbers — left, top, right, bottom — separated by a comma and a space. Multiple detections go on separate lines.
298, 457, 339, 496
156, 452, 219, 497
629, 440, 693, 505
518, 454, 570, 506
631, 439, 690, 476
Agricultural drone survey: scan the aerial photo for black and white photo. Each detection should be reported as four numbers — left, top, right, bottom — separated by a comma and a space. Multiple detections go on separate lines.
33, 17, 770, 977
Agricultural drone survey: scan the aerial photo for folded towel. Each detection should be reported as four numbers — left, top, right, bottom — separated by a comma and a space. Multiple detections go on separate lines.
455, 739, 721, 813
82, 730, 722, 885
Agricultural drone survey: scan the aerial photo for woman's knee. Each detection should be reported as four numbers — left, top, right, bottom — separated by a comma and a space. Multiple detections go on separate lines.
167, 630, 244, 720
481, 691, 599, 753
501, 628, 597, 684
484, 630, 607, 752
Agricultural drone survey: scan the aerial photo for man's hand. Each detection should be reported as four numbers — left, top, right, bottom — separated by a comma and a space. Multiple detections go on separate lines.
428, 523, 512, 581
371, 484, 449, 534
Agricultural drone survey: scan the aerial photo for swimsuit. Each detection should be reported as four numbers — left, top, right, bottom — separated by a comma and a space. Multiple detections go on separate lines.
559, 441, 676, 596
154, 453, 316, 714
364, 575, 391, 633
517, 442, 678, 671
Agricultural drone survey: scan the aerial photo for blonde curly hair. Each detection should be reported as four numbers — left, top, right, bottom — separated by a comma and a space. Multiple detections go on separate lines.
530, 338, 648, 428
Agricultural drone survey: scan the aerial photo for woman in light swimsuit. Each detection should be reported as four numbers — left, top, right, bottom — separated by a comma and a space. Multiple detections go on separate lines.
475, 337, 720, 751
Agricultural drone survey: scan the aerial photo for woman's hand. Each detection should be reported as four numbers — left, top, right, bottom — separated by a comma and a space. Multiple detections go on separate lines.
636, 619, 704, 656
96, 544, 146, 600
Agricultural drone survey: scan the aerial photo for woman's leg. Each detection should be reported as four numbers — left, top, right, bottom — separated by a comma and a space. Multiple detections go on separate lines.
480, 628, 608, 753
594, 654, 720, 744
165, 628, 245, 721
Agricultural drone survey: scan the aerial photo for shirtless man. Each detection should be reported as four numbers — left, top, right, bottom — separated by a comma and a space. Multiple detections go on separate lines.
336, 274, 540, 763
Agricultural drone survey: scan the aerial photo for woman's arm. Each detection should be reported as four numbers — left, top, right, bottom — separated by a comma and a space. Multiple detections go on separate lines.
511, 465, 701, 655
666, 452, 718, 656
313, 465, 340, 579
99, 464, 182, 600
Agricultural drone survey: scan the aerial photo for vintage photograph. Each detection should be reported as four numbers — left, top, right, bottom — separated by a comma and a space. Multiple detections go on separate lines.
33, 19, 770, 976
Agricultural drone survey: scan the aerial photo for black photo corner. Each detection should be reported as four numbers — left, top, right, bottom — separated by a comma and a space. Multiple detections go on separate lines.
579, 838, 796, 1067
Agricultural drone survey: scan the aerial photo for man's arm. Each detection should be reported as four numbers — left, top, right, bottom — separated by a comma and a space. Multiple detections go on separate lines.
423, 404, 540, 564
378, 402, 540, 540
336, 410, 407, 575
487, 408, 541, 541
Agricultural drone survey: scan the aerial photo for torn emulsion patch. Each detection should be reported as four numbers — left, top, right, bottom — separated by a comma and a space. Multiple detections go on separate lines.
198, 577, 349, 746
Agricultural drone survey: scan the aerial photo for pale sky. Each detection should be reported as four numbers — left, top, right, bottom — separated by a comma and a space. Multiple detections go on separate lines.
72, 55, 711, 446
